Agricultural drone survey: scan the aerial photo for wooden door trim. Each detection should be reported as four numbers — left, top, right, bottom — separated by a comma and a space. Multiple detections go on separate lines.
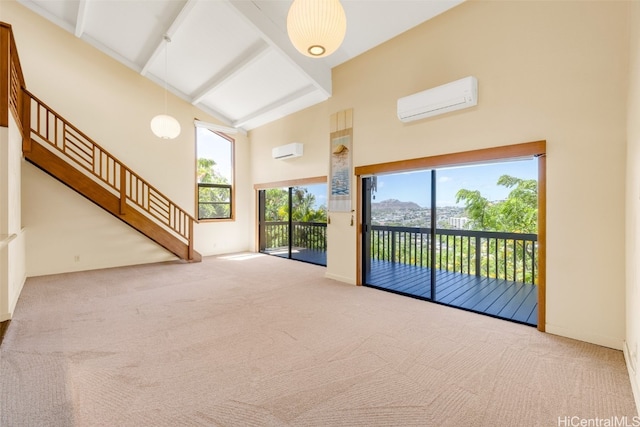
354, 141, 545, 176
254, 176, 327, 190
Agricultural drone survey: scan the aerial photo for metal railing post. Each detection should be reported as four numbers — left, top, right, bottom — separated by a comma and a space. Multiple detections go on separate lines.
390, 229, 396, 262
475, 236, 482, 277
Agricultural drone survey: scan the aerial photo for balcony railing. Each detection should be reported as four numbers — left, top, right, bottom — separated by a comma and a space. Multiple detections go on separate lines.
263, 221, 537, 285
369, 225, 537, 284
264, 221, 327, 251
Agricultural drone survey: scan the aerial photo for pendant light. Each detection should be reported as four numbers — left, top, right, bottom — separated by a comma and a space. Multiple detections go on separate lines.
287, 0, 347, 58
150, 35, 181, 139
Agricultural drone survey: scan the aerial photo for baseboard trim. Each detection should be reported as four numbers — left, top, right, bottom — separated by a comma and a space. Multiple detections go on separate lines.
0, 320, 10, 347
623, 341, 640, 416
324, 272, 356, 285
545, 323, 623, 350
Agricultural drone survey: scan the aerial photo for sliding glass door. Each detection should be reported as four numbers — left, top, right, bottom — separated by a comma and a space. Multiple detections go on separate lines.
362, 159, 539, 326
259, 184, 327, 266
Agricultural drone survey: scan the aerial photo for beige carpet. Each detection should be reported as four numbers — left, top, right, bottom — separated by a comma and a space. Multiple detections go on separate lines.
0, 253, 636, 426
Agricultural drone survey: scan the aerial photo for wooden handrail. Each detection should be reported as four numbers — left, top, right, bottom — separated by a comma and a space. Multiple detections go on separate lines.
1, 22, 26, 132
24, 88, 196, 248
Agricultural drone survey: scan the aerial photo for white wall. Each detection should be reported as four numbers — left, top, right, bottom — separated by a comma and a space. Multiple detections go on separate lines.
0, 114, 26, 321
626, 0, 640, 411
251, 1, 630, 349
0, 0, 252, 276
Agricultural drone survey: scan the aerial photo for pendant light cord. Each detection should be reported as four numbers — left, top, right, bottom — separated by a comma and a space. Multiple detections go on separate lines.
163, 35, 170, 115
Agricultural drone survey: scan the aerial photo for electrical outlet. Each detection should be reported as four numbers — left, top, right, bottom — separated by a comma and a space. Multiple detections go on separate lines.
74, 255, 80, 262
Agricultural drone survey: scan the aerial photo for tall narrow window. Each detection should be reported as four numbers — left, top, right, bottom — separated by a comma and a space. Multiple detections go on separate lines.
196, 127, 234, 220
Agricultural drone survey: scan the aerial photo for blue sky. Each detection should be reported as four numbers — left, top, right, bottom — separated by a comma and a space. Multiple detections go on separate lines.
372, 158, 538, 207
305, 183, 328, 209
197, 128, 232, 180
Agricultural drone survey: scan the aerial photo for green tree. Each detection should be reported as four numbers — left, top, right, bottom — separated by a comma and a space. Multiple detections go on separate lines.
454, 175, 538, 283
197, 158, 231, 219
292, 187, 327, 222
264, 188, 289, 221
263, 187, 327, 249
197, 158, 228, 184
456, 175, 537, 233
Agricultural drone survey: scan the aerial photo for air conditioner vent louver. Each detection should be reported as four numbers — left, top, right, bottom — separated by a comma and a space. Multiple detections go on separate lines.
397, 76, 478, 123
272, 143, 303, 160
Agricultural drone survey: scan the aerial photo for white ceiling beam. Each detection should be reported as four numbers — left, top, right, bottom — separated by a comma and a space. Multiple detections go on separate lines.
195, 104, 248, 135
191, 42, 270, 105
74, 0, 89, 37
140, 0, 198, 76
194, 120, 238, 135
224, 0, 332, 98
232, 85, 318, 129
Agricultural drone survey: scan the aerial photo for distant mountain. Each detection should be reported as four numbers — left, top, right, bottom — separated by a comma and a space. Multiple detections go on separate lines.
372, 199, 422, 210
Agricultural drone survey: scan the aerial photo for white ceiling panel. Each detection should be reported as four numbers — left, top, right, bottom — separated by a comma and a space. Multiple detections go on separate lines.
147, 0, 264, 96
83, 0, 184, 65
16, 0, 465, 132
337, 0, 466, 60
200, 49, 311, 120
235, 89, 330, 130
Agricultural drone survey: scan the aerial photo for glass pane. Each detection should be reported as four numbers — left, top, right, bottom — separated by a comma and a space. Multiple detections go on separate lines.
435, 159, 538, 325
365, 170, 433, 299
198, 186, 230, 219
291, 184, 327, 265
263, 187, 289, 258
196, 128, 232, 184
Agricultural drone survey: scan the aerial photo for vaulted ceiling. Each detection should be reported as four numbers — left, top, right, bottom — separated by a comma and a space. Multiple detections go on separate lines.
17, 0, 464, 132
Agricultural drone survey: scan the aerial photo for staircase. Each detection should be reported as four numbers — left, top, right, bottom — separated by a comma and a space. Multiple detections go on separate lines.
22, 91, 201, 262
2, 23, 200, 263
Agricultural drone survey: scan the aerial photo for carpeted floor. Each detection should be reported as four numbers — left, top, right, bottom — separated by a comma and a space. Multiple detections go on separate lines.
0, 253, 637, 426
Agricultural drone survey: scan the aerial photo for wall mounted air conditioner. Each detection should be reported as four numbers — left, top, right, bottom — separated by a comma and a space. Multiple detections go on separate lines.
272, 142, 303, 160
397, 76, 478, 123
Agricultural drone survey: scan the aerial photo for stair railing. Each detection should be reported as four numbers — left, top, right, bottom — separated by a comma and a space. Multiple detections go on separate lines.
1, 22, 26, 131
3, 22, 195, 260
23, 89, 195, 259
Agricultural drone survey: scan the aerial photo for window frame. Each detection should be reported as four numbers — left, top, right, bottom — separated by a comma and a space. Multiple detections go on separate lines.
195, 128, 235, 222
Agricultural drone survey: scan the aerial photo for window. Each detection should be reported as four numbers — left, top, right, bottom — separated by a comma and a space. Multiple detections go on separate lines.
196, 127, 234, 220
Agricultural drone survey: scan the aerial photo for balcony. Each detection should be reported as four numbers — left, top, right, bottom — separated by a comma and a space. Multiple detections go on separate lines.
264, 222, 538, 326
262, 221, 327, 265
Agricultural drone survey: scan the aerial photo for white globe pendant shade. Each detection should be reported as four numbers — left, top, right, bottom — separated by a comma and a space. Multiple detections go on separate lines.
150, 114, 181, 140
287, 0, 346, 58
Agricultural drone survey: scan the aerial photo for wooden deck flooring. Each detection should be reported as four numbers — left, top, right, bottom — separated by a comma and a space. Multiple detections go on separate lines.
366, 259, 538, 326
264, 248, 327, 266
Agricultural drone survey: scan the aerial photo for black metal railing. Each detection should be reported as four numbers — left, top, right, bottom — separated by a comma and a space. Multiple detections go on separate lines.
370, 225, 538, 284
264, 221, 327, 251
263, 222, 537, 284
